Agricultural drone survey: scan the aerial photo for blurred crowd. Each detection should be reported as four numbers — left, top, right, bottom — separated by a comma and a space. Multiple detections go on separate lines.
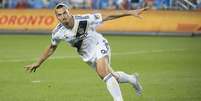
0, 0, 201, 10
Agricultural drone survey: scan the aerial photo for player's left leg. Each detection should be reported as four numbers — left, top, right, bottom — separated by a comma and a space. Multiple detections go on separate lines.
96, 56, 123, 101
112, 71, 143, 96
99, 38, 142, 96
104, 42, 143, 96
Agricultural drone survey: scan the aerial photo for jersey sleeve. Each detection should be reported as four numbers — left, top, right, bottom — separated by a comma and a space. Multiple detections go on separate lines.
51, 36, 60, 46
89, 13, 103, 26
51, 24, 62, 46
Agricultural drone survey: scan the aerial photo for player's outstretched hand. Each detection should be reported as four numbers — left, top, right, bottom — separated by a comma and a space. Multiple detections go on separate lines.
24, 63, 40, 73
128, 7, 149, 19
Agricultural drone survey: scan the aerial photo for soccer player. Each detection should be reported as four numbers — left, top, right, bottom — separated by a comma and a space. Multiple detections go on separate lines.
25, 3, 147, 101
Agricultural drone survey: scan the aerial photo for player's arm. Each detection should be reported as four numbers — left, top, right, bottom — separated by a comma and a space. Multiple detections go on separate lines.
102, 7, 148, 22
24, 44, 57, 73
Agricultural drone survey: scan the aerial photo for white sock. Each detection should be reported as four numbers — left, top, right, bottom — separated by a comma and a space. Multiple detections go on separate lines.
104, 73, 123, 101
113, 71, 137, 84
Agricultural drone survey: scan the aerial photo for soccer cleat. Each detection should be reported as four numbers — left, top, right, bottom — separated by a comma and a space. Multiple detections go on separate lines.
131, 73, 143, 96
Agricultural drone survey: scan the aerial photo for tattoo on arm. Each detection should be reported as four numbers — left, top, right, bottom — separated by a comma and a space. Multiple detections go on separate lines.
103, 13, 132, 22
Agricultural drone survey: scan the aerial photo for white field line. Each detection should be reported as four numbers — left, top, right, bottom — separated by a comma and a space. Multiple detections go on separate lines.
0, 49, 187, 63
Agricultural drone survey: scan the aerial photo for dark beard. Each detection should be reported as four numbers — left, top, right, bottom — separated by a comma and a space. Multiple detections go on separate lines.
63, 22, 73, 29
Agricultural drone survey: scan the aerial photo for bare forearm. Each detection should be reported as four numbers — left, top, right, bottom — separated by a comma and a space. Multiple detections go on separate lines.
24, 44, 57, 73
103, 13, 132, 22
102, 8, 148, 22
36, 44, 57, 65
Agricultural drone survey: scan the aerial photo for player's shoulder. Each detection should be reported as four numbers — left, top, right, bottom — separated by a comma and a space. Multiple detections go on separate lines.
52, 23, 63, 35
74, 13, 102, 22
74, 14, 90, 20
91, 13, 102, 20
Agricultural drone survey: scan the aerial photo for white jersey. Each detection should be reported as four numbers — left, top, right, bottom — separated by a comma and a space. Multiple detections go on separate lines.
51, 13, 111, 67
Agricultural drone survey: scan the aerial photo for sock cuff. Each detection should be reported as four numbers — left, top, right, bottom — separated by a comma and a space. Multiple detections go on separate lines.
103, 73, 113, 82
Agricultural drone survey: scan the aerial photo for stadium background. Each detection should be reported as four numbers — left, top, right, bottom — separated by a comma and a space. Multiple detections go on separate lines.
0, 0, 201, 101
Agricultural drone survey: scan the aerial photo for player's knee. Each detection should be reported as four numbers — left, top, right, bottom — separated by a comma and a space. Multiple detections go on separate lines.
96, 69, 110, 80
102, 73, 116, 82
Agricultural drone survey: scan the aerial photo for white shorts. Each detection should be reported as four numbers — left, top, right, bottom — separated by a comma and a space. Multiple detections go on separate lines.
78, 32, 111, 68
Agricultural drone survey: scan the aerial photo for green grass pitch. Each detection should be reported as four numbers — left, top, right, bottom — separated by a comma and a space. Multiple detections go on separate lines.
0, 35, 201, 101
